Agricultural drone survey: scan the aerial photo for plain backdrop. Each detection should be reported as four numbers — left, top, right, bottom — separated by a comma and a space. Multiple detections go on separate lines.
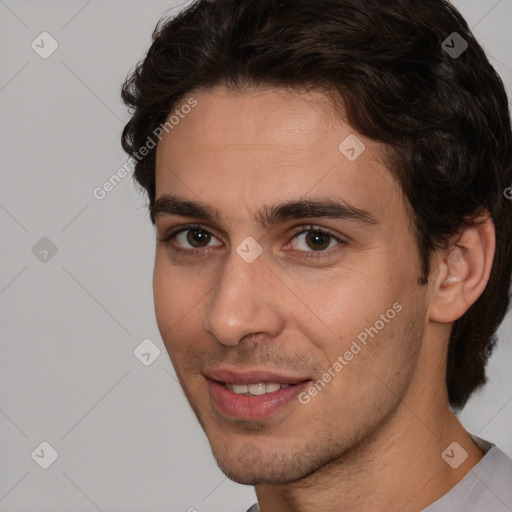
1, 1, 511, 511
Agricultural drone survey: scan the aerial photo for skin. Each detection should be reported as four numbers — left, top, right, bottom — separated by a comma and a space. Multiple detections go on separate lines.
153, 85, 495, 512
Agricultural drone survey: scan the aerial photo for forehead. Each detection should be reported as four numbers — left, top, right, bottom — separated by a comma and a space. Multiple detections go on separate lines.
154, 85, 403, 226
158, 86, 360, 159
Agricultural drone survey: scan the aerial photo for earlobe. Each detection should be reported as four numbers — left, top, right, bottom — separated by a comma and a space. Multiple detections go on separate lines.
429, 215, 495, 324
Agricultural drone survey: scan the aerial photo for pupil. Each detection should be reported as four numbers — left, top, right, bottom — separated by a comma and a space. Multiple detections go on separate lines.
306, 231, 330, 251
187, 229, 210, 247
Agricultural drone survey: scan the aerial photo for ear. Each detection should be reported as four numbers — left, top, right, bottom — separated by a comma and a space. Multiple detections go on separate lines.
429, 214, 496, 323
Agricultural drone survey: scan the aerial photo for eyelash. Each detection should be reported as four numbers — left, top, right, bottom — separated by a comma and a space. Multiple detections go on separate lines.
157, 224, 346, 258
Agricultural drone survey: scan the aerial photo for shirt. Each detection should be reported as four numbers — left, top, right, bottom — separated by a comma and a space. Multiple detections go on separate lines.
244, 436, 512, 512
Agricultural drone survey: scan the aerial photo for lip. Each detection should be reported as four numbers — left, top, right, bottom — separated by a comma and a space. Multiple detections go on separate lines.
204, 366, 310, 385
204, 366, 312, 420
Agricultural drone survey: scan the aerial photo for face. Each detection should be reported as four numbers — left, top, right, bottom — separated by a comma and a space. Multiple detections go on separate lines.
153, 86, 430, 485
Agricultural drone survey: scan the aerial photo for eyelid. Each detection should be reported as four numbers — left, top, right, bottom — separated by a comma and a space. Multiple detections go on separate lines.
159, 223, 219, 242
291, 224, 345, 242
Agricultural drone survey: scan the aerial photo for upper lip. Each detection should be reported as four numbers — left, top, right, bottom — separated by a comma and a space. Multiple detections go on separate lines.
204, 366, 311, 385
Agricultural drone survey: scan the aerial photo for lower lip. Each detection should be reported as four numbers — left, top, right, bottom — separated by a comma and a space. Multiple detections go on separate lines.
207, 379, 311, 420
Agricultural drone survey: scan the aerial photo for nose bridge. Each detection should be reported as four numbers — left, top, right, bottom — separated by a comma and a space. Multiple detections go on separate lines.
202, 249, 284, 346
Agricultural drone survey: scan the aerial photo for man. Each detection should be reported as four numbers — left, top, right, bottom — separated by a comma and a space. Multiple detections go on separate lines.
120, 0, 512, 510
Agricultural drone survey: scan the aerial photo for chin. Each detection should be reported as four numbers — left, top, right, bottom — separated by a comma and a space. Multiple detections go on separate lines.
210, 445, 323, 486
217, 463, 304, 486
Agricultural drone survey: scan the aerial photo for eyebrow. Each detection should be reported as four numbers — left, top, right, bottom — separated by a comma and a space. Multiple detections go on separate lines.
152, 193, 377, 229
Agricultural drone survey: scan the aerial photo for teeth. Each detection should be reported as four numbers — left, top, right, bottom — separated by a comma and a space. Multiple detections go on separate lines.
248, 383, 266, 395
265, 383, 280, 393
232, 384, 248, 394
226, 382, 291, 395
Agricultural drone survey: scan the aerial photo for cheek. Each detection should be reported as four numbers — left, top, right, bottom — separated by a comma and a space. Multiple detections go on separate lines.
293, 264, 417, 391
152, 257, 199, 357
307, 302, 424, 428
153, 260, 174, 332
287, 267, 399, 345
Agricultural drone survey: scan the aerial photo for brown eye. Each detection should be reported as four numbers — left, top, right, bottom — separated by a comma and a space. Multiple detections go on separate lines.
185, 228, 212, 248
290, 227, 344, 253
304, 231, 331, 251
158, 224, 222, 253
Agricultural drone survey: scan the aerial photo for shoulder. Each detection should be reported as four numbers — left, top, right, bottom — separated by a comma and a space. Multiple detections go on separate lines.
460, 445, 512, 510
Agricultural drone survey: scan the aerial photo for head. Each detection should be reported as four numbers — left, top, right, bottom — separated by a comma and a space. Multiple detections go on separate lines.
121, 0, 512, 485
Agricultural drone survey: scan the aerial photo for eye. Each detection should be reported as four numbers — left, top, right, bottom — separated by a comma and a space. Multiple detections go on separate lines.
157, 224, 222, 254
174, 227, 220, 249
157, 224, 345, 257
287, 226, 345, 255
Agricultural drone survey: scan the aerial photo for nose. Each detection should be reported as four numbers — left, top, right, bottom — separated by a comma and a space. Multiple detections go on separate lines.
202, 249, 285, 346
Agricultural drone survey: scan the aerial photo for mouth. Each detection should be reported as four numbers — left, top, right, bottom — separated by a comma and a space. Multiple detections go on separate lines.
224, 382, 292, 395
204, 367, 312, 420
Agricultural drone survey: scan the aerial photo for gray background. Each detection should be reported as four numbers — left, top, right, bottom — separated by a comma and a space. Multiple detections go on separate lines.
1, 1, 511, 511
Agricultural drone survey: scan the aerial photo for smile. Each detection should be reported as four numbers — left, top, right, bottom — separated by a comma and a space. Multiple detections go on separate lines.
224, 382, 291, 395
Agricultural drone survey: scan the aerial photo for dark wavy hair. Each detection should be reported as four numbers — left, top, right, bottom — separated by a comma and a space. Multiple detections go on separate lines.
120, 0, 512, 410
